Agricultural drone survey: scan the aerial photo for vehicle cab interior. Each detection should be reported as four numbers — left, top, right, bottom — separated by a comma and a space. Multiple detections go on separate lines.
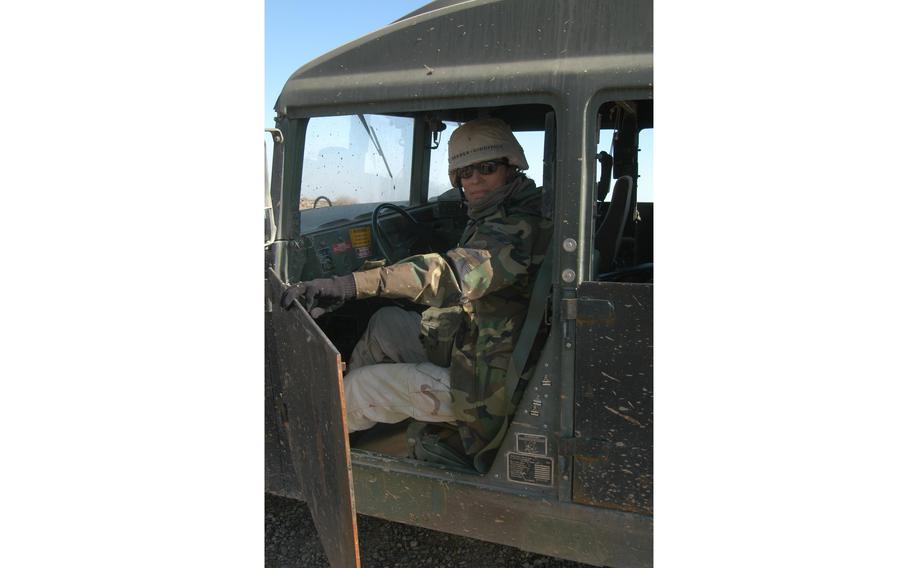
271, 99, 653, 463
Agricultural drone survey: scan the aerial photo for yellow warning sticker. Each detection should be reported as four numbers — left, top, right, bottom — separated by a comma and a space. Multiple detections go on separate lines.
349, 227, 371, 248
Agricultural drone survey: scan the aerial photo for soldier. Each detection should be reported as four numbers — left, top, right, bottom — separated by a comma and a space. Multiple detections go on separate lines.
281, 118, 552, 472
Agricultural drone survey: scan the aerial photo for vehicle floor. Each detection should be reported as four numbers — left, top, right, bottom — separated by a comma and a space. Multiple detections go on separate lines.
349, 420, 411, 457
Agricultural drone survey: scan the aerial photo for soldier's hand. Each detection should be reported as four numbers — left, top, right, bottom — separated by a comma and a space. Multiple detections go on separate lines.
280, 274, 357, 318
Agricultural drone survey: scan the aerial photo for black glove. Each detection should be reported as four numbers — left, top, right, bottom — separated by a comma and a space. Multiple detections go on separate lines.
280, 274, 357, 318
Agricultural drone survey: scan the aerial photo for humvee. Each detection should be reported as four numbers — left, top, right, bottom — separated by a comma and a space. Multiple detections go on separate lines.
264, 1, 653, 566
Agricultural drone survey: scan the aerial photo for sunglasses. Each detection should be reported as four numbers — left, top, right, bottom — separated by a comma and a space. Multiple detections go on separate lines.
453, 159, 508, 180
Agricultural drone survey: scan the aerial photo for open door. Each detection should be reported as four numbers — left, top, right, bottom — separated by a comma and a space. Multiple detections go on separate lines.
267, 269, 361, 568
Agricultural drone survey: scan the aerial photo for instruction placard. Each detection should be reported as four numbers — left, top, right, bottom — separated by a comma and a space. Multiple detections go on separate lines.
515, 433, 548, 457
349, 227, 371, 248
507, 452, 553, 487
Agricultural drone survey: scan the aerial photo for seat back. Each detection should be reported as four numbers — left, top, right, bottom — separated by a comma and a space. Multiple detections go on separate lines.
594, 175, 633, 274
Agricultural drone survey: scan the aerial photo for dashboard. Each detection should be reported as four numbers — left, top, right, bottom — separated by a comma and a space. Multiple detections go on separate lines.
287, 199, 467, 282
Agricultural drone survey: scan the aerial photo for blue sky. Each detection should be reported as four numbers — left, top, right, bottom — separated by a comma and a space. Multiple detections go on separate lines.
265, 0, 427, 129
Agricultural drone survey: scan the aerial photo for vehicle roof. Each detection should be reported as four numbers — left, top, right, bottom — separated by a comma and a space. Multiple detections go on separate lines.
275, 0, 652, 118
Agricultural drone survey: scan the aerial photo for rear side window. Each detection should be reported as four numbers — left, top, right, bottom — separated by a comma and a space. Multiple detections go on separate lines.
637, 128, 653, 202
597, 127, 653, 202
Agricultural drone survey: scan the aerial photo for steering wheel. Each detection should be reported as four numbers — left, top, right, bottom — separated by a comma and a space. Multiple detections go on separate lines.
371, 203, 421, 263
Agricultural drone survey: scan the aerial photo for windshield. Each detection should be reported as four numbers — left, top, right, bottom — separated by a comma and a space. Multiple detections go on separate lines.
300, 114, 414, 210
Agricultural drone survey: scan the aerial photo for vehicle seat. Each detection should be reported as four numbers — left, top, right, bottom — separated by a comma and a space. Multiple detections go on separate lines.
594, 175, 633, 274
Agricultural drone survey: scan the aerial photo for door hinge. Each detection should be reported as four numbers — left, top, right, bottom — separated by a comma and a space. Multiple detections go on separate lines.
561, 298, 577, 320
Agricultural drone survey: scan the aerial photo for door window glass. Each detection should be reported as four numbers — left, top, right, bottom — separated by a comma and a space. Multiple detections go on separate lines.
428, 121, 459, 200
513, 130, 545, 189
428, 123, 545, 200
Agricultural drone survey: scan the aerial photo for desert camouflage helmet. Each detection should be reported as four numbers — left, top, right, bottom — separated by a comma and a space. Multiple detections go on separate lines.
448, 118, 529, 187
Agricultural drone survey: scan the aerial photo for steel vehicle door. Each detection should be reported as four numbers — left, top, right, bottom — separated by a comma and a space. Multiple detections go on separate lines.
266, 268, 360, 568
573, 281, 653, 514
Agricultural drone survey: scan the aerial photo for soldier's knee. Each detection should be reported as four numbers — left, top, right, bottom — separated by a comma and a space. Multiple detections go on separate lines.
344, 366, 371, 395
344, 364, 395, 401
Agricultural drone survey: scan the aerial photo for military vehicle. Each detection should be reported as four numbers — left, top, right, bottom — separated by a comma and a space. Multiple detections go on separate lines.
265, 1, 653, 566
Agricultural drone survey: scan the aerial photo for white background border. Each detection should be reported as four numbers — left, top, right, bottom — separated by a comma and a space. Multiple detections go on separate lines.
1, 1, 908, 566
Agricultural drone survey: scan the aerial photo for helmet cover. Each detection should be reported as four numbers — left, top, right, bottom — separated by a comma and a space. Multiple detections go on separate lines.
448, 118, 528, 186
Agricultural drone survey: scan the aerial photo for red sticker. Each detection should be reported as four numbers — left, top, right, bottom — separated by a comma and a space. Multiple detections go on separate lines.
332, 241, 351, 254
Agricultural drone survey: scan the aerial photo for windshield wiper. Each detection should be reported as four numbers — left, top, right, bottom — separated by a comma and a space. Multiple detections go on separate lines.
357, 114, 394, 181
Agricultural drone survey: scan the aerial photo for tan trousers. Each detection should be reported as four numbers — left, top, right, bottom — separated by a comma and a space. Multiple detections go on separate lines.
345, 307, 455, 432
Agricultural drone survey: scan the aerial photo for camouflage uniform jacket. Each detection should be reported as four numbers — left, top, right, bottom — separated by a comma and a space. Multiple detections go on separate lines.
352, 175, 553, 471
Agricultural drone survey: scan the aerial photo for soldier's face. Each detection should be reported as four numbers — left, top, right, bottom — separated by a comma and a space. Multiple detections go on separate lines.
460, 161, 510, 204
